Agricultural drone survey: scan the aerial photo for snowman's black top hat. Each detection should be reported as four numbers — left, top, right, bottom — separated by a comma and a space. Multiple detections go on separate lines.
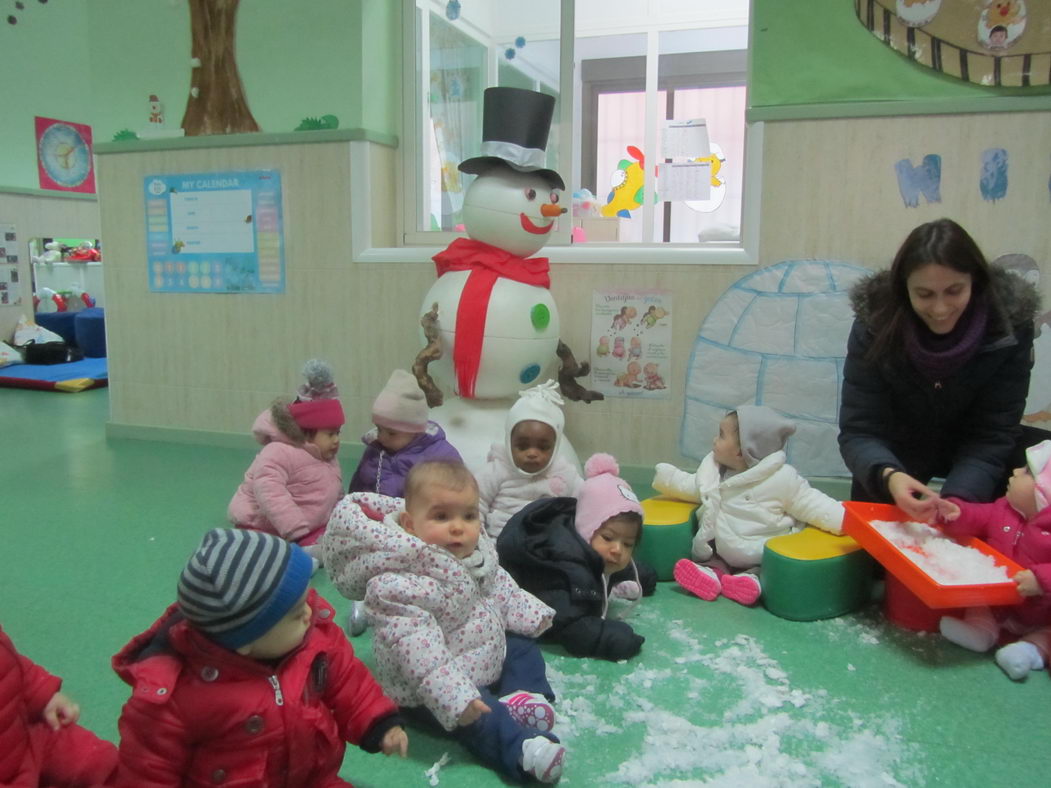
458, 87, 565, 191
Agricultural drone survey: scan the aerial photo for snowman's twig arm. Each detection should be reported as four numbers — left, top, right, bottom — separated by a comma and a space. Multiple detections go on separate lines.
556, 340, 604, 404
413, 303, 444, 408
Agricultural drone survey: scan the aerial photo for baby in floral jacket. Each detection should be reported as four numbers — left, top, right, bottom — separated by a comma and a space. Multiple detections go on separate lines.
324, 461, 567, 784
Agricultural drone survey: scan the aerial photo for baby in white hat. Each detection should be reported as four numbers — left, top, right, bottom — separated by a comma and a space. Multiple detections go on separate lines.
476, 380, 584, 538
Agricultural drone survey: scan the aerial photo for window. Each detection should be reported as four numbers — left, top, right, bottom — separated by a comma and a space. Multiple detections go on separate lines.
391, 0, 758, 264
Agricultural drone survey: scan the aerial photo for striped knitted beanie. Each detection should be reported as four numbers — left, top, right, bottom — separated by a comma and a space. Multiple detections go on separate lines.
177, 529, 313, 649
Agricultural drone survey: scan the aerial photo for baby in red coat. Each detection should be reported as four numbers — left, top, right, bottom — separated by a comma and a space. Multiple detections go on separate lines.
113, 528, 408, 787
0, 623, 116, 787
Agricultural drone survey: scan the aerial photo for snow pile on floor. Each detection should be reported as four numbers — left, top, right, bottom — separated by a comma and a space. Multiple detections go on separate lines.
547, 627, 920, 787
871, 519, 1010, 585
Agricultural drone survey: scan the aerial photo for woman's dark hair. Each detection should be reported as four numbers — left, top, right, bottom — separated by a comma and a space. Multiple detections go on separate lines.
865, 218, 995, 363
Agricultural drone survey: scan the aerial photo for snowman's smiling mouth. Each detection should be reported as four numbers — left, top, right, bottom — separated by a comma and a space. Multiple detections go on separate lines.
520, 213, 554, 235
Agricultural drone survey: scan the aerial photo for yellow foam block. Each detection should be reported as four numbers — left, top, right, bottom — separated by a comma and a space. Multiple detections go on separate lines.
765, 527, 861, 561
640, 496, 697, 526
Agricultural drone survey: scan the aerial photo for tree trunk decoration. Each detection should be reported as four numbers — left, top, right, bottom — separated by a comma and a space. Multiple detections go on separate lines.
181, 0, 259, 136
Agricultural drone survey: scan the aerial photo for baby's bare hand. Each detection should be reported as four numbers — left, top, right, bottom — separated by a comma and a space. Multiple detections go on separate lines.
42, 692, 79, 731
382, 726, 409, 757
1014, 570, 1042, 597
457, 698, 491, 726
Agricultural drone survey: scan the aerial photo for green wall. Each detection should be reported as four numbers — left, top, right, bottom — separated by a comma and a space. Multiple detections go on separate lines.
750, 0, 1051, 116
0, 1, 94, 189
1, 0, 400, 192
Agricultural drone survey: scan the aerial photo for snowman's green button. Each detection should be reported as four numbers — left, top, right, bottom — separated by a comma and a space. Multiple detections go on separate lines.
530, 304, 550, 331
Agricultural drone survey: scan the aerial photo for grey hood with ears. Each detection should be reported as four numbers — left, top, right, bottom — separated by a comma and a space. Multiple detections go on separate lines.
734, 405, 796, 468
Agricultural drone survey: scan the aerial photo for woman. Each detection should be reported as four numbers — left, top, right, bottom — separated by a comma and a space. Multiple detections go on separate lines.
839, 218, 1042, 520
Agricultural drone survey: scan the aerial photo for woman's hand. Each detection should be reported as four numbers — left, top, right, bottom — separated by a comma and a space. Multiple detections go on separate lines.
886, 470, 942, 522
457, 698, 491, 727
1014, 570, 1042, 597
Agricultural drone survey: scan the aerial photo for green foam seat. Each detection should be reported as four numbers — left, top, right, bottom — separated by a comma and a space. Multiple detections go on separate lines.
762, 527, 874, 621
638, 497, 697, 581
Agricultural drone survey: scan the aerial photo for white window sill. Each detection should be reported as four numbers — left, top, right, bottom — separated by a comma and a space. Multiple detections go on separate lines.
353, 242, 756, 266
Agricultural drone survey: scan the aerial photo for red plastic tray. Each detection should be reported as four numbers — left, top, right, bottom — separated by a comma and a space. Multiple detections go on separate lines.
842, 501, 1024, 609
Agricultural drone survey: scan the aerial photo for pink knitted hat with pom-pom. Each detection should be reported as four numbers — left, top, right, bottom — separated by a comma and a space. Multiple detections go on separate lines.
575, 453, 643, 542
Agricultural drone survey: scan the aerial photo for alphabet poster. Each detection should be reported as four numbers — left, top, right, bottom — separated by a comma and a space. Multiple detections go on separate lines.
590, 289, 672, 398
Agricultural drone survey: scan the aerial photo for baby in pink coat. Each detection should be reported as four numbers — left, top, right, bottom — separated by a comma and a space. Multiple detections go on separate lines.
228, 360, 344, 550
937, 439, 1051, 680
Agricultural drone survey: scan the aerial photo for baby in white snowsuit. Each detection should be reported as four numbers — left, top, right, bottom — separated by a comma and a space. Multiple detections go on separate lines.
476, 380, 583, 538
653, 405, 844, 606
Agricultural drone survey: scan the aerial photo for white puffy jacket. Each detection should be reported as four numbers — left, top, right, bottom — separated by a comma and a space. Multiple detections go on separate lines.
653, 451, 844, 569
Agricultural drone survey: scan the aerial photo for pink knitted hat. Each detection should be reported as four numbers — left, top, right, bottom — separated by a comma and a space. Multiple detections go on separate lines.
1025, 439, 1051, 511
373, 370, 428, 433
575, 453, 643, 543
288, 398, 344, 430
288, 359, 344, 430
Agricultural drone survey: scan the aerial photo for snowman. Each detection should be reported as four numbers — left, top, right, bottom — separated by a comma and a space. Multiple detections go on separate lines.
415, 87, 601, 471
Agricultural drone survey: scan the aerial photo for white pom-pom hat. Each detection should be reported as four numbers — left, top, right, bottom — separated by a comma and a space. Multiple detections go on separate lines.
575, 453, 643, 542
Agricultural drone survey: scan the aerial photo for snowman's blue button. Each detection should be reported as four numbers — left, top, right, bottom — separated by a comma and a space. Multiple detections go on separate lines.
530, 304, 550, 331
519, 364, 541, 384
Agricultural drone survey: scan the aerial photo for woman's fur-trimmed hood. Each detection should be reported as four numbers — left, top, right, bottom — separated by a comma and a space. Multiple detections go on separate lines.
850, 267, 1040, 330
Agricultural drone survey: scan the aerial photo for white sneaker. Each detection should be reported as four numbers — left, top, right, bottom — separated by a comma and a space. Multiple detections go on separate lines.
499, 691, 555, 731
520, 736, 565, 783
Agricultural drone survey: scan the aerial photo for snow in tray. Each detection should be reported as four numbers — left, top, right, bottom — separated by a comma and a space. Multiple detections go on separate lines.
871, 520, 1010, 586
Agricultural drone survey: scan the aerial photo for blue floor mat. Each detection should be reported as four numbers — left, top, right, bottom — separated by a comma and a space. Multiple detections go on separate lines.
0, 356, 108, 390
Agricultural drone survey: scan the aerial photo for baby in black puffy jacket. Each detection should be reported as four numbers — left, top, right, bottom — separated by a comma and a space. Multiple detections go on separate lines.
497, 454, 655, 661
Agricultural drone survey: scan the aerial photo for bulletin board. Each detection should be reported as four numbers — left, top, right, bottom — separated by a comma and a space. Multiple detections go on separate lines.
143, 170, 285, 294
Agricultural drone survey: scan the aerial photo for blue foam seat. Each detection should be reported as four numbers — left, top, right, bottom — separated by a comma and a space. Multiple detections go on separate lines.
74, 308, 106, 358
35, 311, 79, 347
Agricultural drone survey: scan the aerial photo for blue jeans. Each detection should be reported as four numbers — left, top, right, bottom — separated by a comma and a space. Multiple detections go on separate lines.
406, 634, 557, 782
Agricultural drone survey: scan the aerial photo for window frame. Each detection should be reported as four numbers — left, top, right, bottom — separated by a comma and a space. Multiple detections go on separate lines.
351, 0, 762, 266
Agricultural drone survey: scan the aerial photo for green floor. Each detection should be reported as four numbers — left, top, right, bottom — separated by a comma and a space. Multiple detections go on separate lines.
3, 386, 1050, 786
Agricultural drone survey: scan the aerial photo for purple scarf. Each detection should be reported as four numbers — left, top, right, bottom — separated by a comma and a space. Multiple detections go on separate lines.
904, 297, 988, 382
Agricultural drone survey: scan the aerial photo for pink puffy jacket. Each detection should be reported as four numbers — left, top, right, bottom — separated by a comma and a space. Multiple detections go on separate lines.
228, 409, 343, 543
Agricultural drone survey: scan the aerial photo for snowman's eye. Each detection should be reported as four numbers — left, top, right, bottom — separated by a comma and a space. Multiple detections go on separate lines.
524, 188, 537, 200
550, 192, 560, 204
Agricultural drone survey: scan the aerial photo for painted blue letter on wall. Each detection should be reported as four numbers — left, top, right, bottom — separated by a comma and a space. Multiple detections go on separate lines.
980, 148, 1008, 202
895, 155, 942, 207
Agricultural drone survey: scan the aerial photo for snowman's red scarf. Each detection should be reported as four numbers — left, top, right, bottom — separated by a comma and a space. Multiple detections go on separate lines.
432, 237, 551, 399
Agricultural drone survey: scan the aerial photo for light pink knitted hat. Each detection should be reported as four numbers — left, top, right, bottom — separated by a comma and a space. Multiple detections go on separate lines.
372, 370, 428, 433
575, 453, 643, 542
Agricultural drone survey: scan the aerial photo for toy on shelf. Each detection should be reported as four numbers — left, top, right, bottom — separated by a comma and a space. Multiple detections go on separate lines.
67, 240, 101, 262
412, 87, 602, 469
33, 287, 67, 313
31, 241, 63, 265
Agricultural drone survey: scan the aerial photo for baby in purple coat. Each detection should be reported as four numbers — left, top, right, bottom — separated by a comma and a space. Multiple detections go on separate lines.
349, 370, 463, 498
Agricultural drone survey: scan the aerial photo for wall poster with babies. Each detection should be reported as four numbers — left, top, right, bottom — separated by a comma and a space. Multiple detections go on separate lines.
590, 289, 672, 398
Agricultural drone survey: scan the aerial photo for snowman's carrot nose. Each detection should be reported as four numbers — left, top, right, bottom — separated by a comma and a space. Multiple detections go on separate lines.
540, 203, 567, 217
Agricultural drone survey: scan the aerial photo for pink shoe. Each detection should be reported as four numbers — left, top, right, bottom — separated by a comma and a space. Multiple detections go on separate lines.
721, 573, 762, 606
500, 691, 556, 732
674, 559, 721, 601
